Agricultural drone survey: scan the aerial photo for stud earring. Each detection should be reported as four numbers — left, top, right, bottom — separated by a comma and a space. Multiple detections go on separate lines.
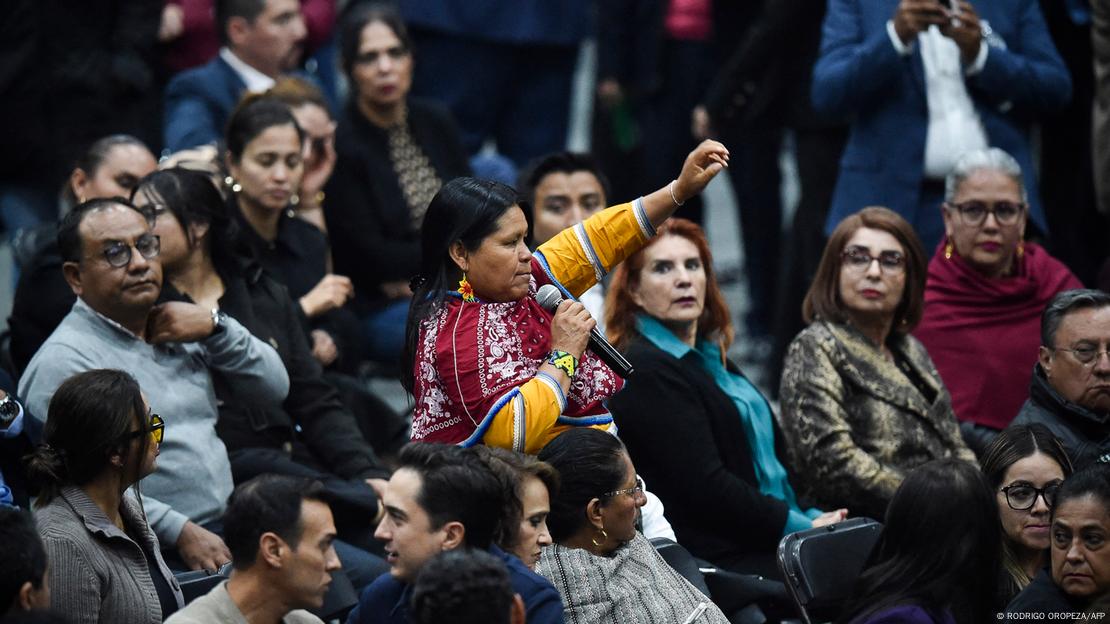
224, 175, 242, 194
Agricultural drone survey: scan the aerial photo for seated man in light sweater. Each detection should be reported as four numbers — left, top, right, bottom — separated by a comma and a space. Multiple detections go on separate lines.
167, 475, 336, 624
19, 197, 290, 572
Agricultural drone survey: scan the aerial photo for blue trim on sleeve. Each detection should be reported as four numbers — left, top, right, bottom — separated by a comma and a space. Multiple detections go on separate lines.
555, 413, 614, 427
458, 388, 521, 447
534, 371, 567, 413
633, 197, 656, 239
532, 251, 578, 302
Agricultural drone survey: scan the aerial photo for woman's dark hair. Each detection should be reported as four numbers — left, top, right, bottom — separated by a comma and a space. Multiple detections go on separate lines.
225, 95, 305, 163
804, 206, 928, 334
24, 369, 150, 507
401, 177, 521, 391
339, 2, 412, 82
132, 168, 242, 276
1052, 462, 1110, 522
981, 424, 1073, 594
838, 459, 1001, 624
472, 446, 560, 552
537, 428, 627, 542
62, 134, 151, 208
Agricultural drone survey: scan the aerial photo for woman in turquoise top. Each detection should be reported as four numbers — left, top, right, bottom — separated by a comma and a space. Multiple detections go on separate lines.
606, 218, 846, 575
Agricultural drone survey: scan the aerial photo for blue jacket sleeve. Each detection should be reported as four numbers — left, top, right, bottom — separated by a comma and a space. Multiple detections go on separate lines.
968, 0, 1072, 112
810, 0, 907, 118
524, 584, 567, 624
163, 74, 221, 151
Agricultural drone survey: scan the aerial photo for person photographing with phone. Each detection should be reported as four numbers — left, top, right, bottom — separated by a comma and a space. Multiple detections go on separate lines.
811, 0, 1070, 254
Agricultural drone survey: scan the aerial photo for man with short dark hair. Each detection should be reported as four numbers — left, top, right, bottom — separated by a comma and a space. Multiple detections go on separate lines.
411, 549, 525, 624
346, 443, 564, 624
164, 0, 307, 151
166, 475, 338, 624
19, 198, 290, 572
1014, 289, 1110, 467
0, 507, 50, 616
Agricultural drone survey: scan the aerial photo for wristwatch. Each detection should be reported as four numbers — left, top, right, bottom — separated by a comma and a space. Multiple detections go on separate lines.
0, 394, 20, 429
210, 308, 227, 336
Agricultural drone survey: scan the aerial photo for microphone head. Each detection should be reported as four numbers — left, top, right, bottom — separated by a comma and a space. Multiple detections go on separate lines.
536, 284, 563, 312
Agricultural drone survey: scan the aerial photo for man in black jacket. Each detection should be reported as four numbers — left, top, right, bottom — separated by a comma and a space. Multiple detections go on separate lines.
1014, 289, 1110, 467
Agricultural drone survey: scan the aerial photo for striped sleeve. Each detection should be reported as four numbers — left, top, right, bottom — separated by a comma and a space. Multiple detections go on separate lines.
459, 375, 567, 454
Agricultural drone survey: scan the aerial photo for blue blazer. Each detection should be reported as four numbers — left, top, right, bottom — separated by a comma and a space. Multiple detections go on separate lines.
163, 56, 246, 152
345, 546, 565, 624
811, 0, 1071, 236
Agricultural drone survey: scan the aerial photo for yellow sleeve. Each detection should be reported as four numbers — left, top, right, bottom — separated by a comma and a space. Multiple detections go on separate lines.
480, 372, 567, 455
536, 198, 656, 297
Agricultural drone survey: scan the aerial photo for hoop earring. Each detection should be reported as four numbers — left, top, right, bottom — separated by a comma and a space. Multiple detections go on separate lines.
224, 175, 242, 194
591, 528, 608, 548
457, 273, 476, 303
944, 240, 953, 260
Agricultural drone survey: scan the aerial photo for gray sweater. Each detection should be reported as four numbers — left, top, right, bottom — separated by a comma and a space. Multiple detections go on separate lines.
165, 581, 323, 624
20, 299, 289, 544
36, 486, 185, 624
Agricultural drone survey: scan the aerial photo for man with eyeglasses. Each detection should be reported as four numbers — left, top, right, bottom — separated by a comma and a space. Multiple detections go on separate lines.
19, 197, 290, 573
1013, 289, 1110, 468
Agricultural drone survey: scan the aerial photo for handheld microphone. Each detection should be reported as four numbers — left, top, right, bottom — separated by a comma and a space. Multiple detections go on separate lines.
536, 284, 634, 378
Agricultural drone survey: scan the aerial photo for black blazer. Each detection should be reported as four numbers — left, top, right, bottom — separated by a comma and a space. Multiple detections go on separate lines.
609, 336, 791, 565
324, 98, 471, 311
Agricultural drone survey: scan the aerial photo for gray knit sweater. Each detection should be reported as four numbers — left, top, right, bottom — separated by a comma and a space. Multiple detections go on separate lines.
20, 298, 289, 544
36, 487, 185, 624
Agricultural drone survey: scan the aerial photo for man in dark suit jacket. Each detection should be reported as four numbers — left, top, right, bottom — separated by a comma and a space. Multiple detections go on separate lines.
812, 0, 1071, 251
163, 0, 307, 152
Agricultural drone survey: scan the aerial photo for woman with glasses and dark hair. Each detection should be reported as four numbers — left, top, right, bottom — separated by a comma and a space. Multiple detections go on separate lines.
536, 428, 730, 624
1007, 462, 1110, 615
980, 424, 1074, 606
24, 369, 181, 624
915, 149, 1081, 456
779, 207, 975, 520
838, 459, 1001, 624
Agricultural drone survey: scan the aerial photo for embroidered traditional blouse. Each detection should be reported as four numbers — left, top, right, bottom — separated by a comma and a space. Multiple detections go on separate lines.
411, 200, 656, 454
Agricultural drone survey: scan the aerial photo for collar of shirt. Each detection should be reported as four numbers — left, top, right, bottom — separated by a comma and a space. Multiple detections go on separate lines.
219, 47, 276, 94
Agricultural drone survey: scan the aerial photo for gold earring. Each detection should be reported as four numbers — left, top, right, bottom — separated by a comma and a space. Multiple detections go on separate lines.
944, 240, 953, 260
1016, 241, 1025, 259
591, 528, 608, 548
457, 273, 476, 303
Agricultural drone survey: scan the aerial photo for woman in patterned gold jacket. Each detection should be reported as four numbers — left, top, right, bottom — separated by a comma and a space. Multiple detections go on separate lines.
778, 207, 975, 520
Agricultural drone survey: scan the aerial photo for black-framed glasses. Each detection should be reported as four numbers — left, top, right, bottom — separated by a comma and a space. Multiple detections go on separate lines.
947, 200, 1026, 226
138, 204, 168, 225
841, 246, 905, 274
99, 233, 160, 268
603, 476, 645, 499
124, 414, 165, 445
1054, 346, 1110, 367
1001, 482, 1060, 511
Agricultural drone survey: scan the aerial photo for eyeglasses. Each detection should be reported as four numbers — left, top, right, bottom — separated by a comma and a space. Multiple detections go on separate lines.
123, 413, 165, 445
1054, 346, 1110, 367
138, 204, 168, 225
1000, 482, 1060, 511
603, 476, 644, 499
947, 200, 1026, 226
841, 246, 905, 274
99, 233, 160, 268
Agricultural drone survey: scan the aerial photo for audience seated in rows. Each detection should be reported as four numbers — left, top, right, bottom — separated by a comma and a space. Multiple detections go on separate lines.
1013, 289, 1110, 468
980, 424, 1073, 608
134, 167, 389, 588
18, 197, 289, 573
915, 149, 1081, 455
347, 443, 563, 624
9, 135, 157, 376
839, 459, 1001, 624
0, 507, 50, 617
518, 152, 609, 328
26, 369, 182, 623
1006, 462, 1110, 615
410, 549, 525, 624
536, 428, 729, 624
606, 218, 845, 578
779, 207, 976, 520
325, 3, 471, 365
164, 0, 308, 152
166, 475, 337, 624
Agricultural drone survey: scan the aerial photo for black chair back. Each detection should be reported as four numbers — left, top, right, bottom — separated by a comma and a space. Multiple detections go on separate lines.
777, 517, 882, 624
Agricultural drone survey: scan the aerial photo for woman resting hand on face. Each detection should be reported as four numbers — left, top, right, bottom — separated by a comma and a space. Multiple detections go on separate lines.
404, 140, 728, 454
778, 207, 976, 520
